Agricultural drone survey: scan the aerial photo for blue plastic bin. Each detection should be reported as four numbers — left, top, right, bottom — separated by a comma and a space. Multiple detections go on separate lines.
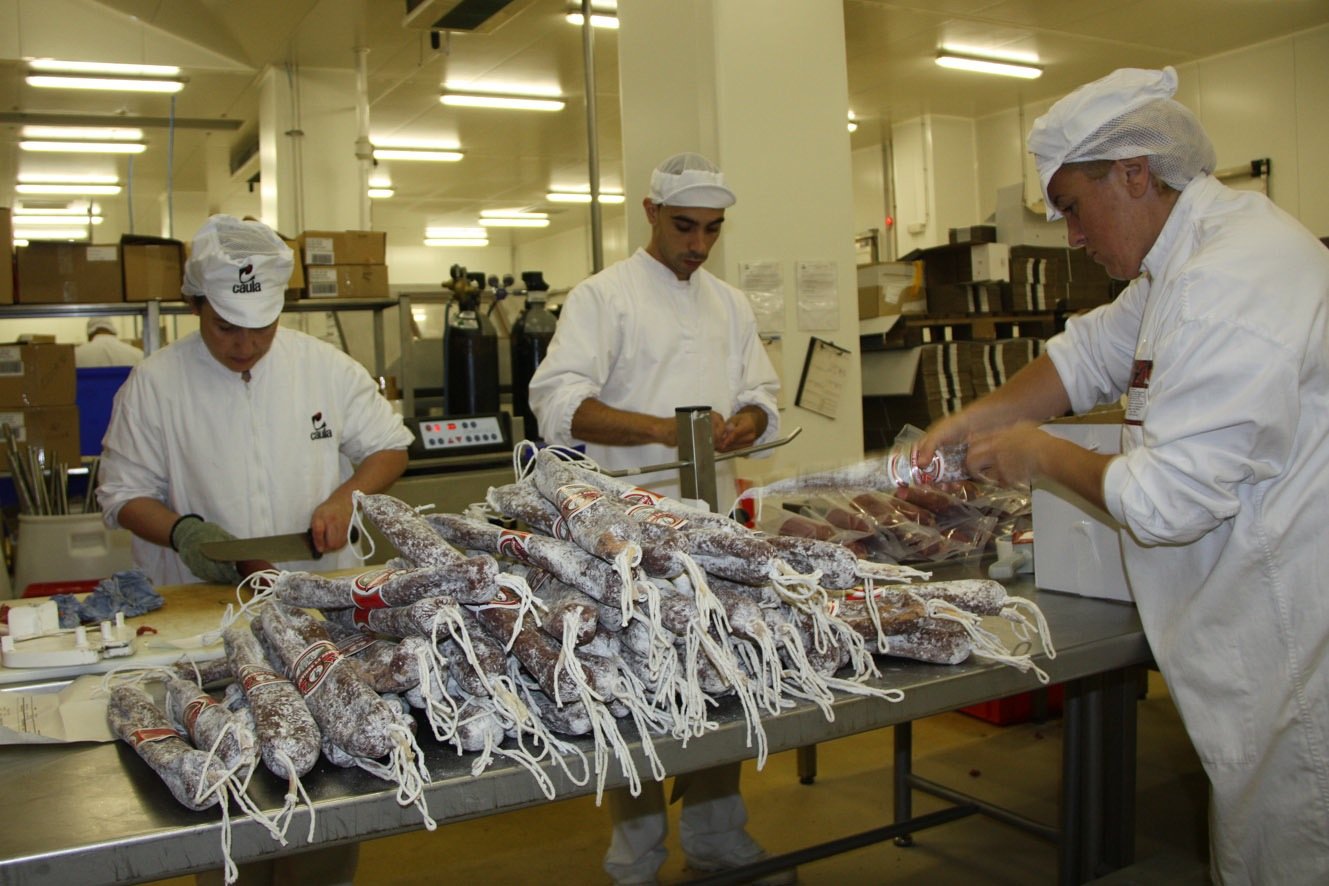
75, 366, 133, 456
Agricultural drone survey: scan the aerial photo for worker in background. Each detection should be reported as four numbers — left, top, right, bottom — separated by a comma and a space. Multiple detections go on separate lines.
98, 214, 412, 585
918, 67, 1329, 885
529, 153, 785, 885
75, 316, 143, 367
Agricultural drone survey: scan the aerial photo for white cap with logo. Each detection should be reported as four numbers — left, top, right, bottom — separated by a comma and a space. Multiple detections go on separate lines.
181, 215, 293, 327
649, 152, 736, 209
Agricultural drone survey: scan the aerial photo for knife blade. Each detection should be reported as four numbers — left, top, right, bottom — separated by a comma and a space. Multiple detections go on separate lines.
199, 529, 321, 563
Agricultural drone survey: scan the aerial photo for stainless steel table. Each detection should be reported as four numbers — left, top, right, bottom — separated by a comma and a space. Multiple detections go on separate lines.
0, 577, 1148, 886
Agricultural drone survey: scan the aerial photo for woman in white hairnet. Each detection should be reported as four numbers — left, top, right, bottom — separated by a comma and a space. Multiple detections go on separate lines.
919, 67, 1329, 884
75, 316, 144, 367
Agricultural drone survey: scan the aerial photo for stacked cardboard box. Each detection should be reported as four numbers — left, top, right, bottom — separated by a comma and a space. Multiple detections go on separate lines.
857, 260, 923, 319
906, 242, 1010, 316
926, 281, 1010, 315
1, 209, 13, 306
121, 236, 185, 302
15, 244, 123, 304
0, 343, 80, 471
968, 338, 1044, 396
1008, 245, 1116, 311
297, 230, 389, 299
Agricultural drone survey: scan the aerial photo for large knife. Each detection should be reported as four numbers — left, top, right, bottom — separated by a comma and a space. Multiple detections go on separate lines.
199, 529, 322, 563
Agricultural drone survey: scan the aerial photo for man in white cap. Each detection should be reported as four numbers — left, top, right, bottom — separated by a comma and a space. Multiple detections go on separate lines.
529, 153, 785, 885
919, 67, 1329, 884
75, 316, 143, 367
98, 214, 413, 590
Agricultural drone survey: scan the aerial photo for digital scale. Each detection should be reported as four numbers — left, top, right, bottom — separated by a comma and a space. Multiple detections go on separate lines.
406, 412, 513, 459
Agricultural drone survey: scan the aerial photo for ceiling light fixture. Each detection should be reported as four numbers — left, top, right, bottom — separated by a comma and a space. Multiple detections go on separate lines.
546, 191, 625, 204
11, 214, 103, 225
14, 227, 92, 240
424, 238, 489, 247
847, 111, 858, 133
480, 210, 548, 219
372, 147, 463, 161
26, 58, 186, 93
565, 12, 618, 28
22, 125, 144, 141
426, 227, 486, 239
367, 188, 395, 199
479, 217, 550, 228
16, 183, 123, 195
20, 140, 146, 154
441, 93, 565, 111
935, 52, 1042, 79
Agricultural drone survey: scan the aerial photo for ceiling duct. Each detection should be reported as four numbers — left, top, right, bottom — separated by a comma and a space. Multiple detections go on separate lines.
403, 0, 537, 33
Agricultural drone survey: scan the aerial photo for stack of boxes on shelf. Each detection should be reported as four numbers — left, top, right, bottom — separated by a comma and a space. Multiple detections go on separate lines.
0, 209, 11, 307
0, 343, 80, 471
295, 229, 389, 299
1009, 244, 1121, 311
11, 237, 185, 304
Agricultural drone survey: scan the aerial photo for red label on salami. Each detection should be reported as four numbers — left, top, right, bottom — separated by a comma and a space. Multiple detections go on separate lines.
182, 696, 217, 735
336, 633, 378, 657
353, 608, 372, 628
626, 502, 688, 529
496, 529, 532, 562
129, 727, 180, 748
239, 665, 289, 693
555, 483, 602, 522
351, 567, 404, 609
291, 640, 342, 696
620, 487, 663, 506
488, 587, 520, 607
551, 515, 572, 541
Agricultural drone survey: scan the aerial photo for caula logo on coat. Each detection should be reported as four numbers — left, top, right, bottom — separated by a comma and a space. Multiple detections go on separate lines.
310, 412, 333, 440
233, 263, 262, 293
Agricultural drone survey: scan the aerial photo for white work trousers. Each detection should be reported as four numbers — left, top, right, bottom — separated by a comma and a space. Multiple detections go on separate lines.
604, 762, 747, 882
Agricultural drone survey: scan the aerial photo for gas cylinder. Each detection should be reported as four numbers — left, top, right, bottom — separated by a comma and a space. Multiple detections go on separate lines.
444, 277, 500, 416
510, 288, 557, 441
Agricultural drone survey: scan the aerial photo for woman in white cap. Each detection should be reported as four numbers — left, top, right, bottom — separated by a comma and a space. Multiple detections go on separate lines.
529, 153, 786, 885
919, 67, 1329, 884
97, 214, 413, 589
75, 316, 143, 367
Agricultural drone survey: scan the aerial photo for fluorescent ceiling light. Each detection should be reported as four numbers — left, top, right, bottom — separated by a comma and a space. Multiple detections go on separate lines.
367, 188, 395, 199
479, 217, 550, 228
27, 74, 185, 93
13, 203, 101, 215
14, 228, 91, 240
29, 59, 180, 76
19, 173, 118, 184
426, 227, 486, 239
368, 174, 393, 188
22, 125, 144, 141
21, 140, 146, 154
547, 191, 625, 204
12, 239, 29, 247
480, 210, 548, 219
847, 110, 858, 133
16, 183, 122, 195
372, 147, 463, 161
12, 214, 103, 225
565, 12, 619, 28
441, 93, 565, 111
935, 53, 1042, 79
424, 238, 489, 247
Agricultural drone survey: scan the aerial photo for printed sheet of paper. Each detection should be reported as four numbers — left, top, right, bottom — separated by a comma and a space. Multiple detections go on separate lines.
0, 675, 113, 744
740, 261, 785, 334
795, 261, 839, 331
794, 337, 850, 419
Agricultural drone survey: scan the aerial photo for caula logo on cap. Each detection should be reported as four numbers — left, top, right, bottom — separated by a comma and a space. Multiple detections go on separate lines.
233, 262, 263, 294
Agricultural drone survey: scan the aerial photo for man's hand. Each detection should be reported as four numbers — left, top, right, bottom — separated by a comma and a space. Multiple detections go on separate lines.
714, 408, 765, 453
170, 515, 242, 586
309, 495, 355, 554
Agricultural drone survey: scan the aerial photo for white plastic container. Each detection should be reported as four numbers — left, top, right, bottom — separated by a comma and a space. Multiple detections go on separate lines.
12, 513, 135, 598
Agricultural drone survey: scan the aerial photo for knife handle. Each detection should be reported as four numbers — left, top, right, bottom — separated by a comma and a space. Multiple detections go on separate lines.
305, 526, 361, 559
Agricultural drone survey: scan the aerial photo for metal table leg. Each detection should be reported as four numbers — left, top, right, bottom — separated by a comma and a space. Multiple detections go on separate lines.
893, 721, 915, 847
796, 745, 817, 785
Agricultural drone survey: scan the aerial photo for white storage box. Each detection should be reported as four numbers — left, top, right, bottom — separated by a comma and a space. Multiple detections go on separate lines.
12, 513, 135, 598
1032, 414, 1134, 603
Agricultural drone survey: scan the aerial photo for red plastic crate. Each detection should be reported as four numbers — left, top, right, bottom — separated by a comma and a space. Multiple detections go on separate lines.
21, 578, 101, 598
960, 684, 1064, 725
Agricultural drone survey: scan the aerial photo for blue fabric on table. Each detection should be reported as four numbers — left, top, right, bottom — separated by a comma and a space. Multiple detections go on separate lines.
52, 570, 163, 628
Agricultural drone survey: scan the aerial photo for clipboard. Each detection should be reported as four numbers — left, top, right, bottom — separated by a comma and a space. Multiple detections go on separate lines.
794, 337, 850, 419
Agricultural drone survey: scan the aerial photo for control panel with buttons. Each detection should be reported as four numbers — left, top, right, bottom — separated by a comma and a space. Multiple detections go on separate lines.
407, 412, 512, 458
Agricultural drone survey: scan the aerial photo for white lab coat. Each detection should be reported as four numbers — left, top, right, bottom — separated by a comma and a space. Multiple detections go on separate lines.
98, 328, 413, 585
74, 334, 144, 367
528, 248, 780, 500
1046, 174, 1329, 885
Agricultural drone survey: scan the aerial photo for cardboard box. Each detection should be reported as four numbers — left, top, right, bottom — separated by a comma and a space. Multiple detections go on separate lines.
304, 264, 390, 299
280, 237, 306, 295
0, 405, 80, 472
16, 243, 123, 304
948, 224, 997, 245
1032, 412, 1134, 603
0, 208, 13, 306
926, 282, 1010, 315
298, 230, 387, 266
857, 261, 924, 318
911, 242, 1010, 286
121, 239, 185, 302
0, 343, 77, 407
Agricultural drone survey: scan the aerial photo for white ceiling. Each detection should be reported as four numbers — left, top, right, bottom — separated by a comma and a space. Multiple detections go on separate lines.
3, 0, 1328, 247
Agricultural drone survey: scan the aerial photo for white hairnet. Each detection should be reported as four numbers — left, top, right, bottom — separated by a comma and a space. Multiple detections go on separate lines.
648, 152, 736, 208
87, 316, 118, 337
182, 215, 293, 327
1027, 66, 1216, 220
